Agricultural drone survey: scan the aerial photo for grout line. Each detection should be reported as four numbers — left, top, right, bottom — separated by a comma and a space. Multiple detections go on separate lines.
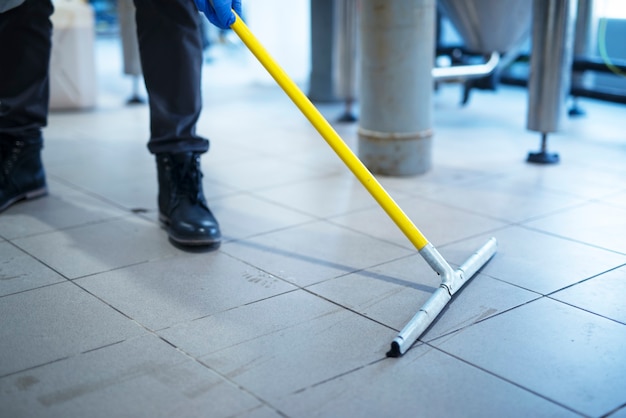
518, 223, 626, 257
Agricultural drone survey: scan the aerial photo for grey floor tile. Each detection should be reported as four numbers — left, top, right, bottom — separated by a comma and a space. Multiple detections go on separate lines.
0, 242, 66, 296
376, 164, 501, 197
232, 120, 329, 161
307, 254, 540, 342
76, 252, 296, 331
222, 220, 414, 287
12, 216, 179, 279
431, 132, 532, 175
193, 291, 395, 404
329, 195, 507, 249
210, 193, 316, 242
201, 155, 333, 193
198, 114, 301, 165
600, 190, 626, 210
558, 107, 626, 175
473, 159, 626, 201
552, 265, 626, 324
54, 173, 159, 214
439, 226, 626, 294
42, 137, 115, 168
44, 141, 159, 212
0, 334, 262, 418
421, 175, 586, 223
0, 179, 128, 240
254, 174, 385, 219
44, 138, 153, 174
563, 146, 626, 179
43, 140, 154, 189
287, 145, 354, 176
45, 104, 150, 145
525, 202, 626, 255
159, 290, 343, 358
432, 298, 626, 417
431, 86, 542, 168
196, 89, 326, 162
275, 343, 577, 418
199, 137, 271, 170
0, 282, 146, 377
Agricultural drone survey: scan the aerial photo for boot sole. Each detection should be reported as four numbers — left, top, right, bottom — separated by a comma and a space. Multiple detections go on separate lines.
0, 187, 48, 213
158, 213, 222, 246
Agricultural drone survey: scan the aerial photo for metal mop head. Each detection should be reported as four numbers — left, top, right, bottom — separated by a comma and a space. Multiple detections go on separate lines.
387, 238, 497, 357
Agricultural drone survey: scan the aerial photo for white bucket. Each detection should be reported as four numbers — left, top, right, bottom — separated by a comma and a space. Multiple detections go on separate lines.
49, 0, 97, 110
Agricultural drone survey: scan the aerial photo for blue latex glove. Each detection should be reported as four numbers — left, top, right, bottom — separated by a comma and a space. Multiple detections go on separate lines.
194, 0, 242, 30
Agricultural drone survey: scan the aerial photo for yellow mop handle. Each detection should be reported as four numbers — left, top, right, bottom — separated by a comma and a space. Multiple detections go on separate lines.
230, 13, 429, 251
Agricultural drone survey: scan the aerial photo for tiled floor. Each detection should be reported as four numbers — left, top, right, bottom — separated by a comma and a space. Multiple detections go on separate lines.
1, 35, 626, 418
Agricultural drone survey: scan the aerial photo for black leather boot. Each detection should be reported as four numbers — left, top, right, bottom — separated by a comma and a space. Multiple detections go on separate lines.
0, 138, 48, 213
156, 152, 221, 246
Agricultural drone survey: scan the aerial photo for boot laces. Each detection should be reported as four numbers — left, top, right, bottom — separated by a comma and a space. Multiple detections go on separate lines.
0, 143, 4, 184
172, 153, 204, 203
0, 140, 24, 182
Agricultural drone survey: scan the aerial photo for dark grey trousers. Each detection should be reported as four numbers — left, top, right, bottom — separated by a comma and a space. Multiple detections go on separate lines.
0, 0, 209, 154
0, 0, 52, 145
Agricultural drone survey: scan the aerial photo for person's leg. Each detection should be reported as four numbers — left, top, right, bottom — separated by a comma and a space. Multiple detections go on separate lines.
0, 0, 53, 212
134, 0, 208, 154
133, 0, 220, 246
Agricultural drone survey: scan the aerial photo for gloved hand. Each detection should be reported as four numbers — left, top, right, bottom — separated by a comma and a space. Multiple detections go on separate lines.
194, 0, 242, 30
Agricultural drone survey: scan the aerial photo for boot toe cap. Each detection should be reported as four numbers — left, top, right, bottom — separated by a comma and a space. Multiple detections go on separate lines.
163, 201, 221, 246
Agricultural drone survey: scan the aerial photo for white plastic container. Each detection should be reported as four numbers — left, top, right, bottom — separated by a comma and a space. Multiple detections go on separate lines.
49, 0, 97, 110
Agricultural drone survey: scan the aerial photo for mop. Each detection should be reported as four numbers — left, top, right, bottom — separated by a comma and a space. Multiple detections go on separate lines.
228, 12, 497, 357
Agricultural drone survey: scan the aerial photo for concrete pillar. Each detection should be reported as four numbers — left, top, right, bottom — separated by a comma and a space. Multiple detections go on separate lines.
358, 0, 436, 176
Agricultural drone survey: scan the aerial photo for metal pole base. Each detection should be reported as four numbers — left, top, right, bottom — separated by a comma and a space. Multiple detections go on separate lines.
337, 112, 358, 123
126, 95, 145, 105
387, 237, 497, 357
527, 132, 559, 165
126, 76, 145, 105
527, 151, 560, 164
568, 100, 586, 117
